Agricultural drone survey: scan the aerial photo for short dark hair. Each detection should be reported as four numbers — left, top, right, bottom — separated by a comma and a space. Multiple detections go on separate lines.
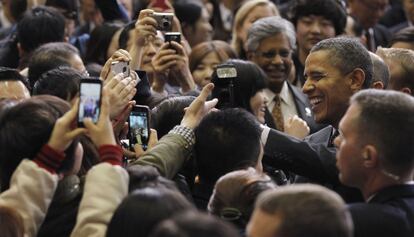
106, 187, 195, 237
33, 67, 82, 101
149, 211, 241, 237
17, 6, 66, 53
389, 26, 414, 46
0, 67, 30, 89
85, 23, 122, 65
28, 42, 80, 88
118, 20, 136, 50
0, 95, 78, 191
311, 37, 373, 89
127, 165, 179, 193
289, 0, 347, 35
212, 59, 266, 113
256, 184, 353, 237
351, 89, 414, 176
173, 1, 202, 29
9, 0, 27, 22
151, 96, 195, 138
194, 109, 262, 183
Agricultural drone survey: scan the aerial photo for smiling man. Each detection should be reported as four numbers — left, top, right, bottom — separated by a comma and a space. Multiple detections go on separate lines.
247, 16, 322, 133
334, 89, 414, 237
262, 37, 372, 203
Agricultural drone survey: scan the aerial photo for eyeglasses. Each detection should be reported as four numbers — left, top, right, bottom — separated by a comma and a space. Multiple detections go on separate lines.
256, 49, 292, 60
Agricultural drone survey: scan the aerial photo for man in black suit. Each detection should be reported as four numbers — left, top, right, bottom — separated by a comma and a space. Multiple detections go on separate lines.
334, 89, 414, 237
348, 0, 391, 52
246, 16, 323, 134
262, 37, 373, 203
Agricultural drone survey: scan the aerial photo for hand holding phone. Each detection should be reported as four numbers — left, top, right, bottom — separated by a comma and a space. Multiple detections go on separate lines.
129, 105, 151, 151
78, 78, 103, 127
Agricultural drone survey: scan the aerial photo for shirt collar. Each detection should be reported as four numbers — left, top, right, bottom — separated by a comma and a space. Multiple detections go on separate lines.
264, 81, 289, 103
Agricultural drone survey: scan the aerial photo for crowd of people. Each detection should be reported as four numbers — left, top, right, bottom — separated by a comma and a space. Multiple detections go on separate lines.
0, 0, 413, 237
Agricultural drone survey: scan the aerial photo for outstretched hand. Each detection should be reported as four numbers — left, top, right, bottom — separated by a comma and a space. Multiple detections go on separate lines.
181, 83, 218, 129
47, 99, 86, 152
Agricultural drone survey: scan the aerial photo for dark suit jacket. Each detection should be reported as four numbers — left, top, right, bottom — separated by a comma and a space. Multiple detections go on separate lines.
264, 82, 326, 134
349, 184, 414, 237
373, 24, 392, 49
390, 21, 410, 34
263, 126, 363, 203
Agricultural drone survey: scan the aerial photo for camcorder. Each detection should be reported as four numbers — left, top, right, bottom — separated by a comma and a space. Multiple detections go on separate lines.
212, 64, 237, 109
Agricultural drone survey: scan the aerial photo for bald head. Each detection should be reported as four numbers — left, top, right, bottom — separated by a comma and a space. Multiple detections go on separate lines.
369, 52, 389, 89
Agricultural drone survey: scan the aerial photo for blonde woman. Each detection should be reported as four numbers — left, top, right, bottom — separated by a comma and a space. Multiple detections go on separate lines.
231, 0, 279, 59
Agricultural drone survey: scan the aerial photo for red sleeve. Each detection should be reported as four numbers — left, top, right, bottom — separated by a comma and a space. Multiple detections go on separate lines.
98, 145, 123, 166
33, 144, 66, 174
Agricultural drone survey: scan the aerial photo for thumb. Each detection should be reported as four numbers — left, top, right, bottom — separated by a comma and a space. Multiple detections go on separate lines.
148, 129, 158, 148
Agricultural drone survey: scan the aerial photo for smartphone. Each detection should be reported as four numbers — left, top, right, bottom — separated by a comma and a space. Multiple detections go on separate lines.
111, 61, 130, 78
129, 105, 151, 151
78, 78, 102, 127
164, 32, 181, 43
151, 0, 170, 11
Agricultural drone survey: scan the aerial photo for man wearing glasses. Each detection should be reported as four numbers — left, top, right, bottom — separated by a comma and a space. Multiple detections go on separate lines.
247, 16, 323, 134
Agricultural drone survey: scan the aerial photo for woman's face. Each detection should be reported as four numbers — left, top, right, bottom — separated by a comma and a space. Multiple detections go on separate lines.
250, 90, 267, 124
192, 51, 221, 88
237, 5, 276, 46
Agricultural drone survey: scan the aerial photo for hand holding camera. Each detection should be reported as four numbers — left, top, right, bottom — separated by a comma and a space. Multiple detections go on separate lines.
134, 9, 158, 47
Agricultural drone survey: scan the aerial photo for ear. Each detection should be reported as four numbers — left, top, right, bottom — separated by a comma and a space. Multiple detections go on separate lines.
400, 87, 412, 96
362, 145, 378, 168
371, 81, 384, 89
349, 68, 365, 92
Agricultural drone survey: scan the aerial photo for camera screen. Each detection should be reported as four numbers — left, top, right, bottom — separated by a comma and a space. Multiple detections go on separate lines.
79, 83, 101, 123
130, 111, 149, 147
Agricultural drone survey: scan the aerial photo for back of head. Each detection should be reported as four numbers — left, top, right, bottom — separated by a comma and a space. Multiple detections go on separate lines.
151, 96, 195, 138
28, 42, 80, 88
0, 95, 75, 191
194, 108, 261, 183
369, 52, 389, 88
85, 23, 121, 65
0, 66, 30, 89
376, 47, 414, 93
173, 1, 202, 28
288, 0, 347, 35
0, 205, 24, 237
32, 67, 82, 102
351, 89, 414, 178
208, 168, 277, 229
311, 37, 373, 89
149, 211, 241, 237
127, 165, 179, 192
390, 26, 414, 50
211, 59, 266, 112
253, 184, 353, 237
106, 187, 195, 237
17, 6, 66, 54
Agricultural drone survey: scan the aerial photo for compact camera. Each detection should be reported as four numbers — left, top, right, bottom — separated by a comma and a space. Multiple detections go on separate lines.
212, 64, 237, 109
153, 12, 173, 32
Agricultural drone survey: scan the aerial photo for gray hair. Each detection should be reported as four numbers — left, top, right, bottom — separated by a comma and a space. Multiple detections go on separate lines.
246, 16, 296, 52
369, 52, 389, 88
376, 47, 414, 91
311, 37, 373, 89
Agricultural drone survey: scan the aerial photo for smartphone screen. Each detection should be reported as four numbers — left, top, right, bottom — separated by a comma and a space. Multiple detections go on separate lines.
129, 106, 150, 150
78, 79, 102, 126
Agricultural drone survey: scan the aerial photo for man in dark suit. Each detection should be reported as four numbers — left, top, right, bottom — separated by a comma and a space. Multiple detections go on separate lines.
262, 37, 373, 203
246, 16, 323, 134
348, 0, 391, 51
334, 89, 414, 237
